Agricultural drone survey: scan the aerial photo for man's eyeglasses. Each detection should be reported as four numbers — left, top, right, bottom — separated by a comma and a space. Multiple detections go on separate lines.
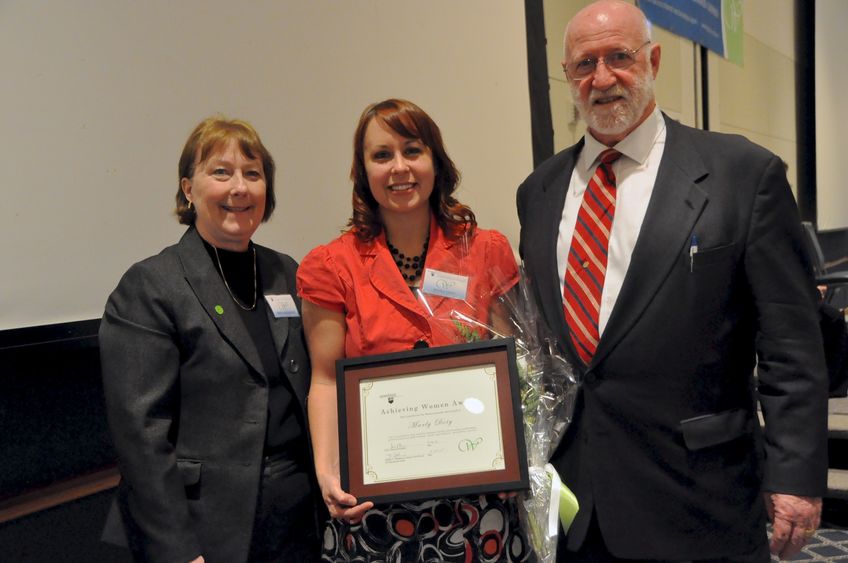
563, 41, 651, 80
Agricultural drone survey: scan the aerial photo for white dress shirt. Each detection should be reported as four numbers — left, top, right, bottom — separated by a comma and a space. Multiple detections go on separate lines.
557, 107, 667, 337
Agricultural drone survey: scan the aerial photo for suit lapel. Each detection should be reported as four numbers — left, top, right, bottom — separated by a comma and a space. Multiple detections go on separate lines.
592, 117, 709, 367
178, 228, 268, 380
256, 247, 291, 364
364, 236, 426, 318
366, 215, 449, 320
535, 142, 584, 364
415, 220, 460, 318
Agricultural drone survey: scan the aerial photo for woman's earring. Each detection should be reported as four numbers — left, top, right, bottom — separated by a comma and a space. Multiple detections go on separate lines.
187, 200, 193, 210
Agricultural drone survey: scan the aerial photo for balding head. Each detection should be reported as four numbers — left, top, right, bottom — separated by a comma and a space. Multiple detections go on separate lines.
561, 0, 659, 146
565, 0, 651, 62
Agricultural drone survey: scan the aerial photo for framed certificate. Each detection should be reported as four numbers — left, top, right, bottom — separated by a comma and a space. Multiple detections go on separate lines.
336, 338, 528, 505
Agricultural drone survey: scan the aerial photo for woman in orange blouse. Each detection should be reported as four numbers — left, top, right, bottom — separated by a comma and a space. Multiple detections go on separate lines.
296, 99, 533, 562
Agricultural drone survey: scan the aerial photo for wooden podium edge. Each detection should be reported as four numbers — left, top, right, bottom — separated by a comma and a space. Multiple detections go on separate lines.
0, 466, 120, 524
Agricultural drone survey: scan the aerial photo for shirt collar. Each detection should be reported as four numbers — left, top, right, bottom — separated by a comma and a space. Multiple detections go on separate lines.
579, 106, 665, 171
361, 213, 452, 256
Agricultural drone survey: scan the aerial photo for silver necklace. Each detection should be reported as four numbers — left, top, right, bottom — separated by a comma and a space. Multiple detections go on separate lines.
213, 245, 257, 311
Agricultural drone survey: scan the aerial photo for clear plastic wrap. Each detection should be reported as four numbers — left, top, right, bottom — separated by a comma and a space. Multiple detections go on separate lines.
504, 269, 579, 562
415, 256, 580, 562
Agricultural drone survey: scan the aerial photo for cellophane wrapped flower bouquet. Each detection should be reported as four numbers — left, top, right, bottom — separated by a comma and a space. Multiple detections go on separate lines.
418, 262, 580, 562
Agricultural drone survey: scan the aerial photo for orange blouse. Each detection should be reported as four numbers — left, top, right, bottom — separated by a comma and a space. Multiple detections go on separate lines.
296, 215, 519, 358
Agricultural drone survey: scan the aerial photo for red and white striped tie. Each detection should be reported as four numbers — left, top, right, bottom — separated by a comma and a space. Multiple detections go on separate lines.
563, 149, 621, 365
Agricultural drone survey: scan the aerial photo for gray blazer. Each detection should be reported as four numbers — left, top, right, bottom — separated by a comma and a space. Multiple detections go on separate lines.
517, 115, 828, 559
99, 227, 311, 563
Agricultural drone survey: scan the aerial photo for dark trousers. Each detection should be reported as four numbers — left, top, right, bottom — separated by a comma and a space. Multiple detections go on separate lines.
248, 452, 322, 562
557, 511, 770, 563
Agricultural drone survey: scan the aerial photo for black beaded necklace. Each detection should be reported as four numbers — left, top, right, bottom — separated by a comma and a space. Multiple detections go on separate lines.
386, 234, 430, 285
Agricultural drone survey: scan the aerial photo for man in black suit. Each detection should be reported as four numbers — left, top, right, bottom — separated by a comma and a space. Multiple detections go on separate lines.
516, 1, 828, 560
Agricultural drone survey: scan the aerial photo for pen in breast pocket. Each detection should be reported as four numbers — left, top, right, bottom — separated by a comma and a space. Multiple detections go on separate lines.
689, 235, 699, 272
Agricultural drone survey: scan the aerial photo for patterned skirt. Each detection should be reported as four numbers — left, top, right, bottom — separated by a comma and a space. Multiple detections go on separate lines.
320, 494, 536, 562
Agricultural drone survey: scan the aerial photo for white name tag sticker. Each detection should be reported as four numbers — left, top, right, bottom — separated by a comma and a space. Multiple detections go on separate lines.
264, 294, 300, 318
421, 269, 469, 300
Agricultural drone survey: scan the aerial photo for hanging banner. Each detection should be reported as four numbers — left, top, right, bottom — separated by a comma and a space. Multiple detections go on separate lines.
638, 0, 743, 65
722, 0, 743, 66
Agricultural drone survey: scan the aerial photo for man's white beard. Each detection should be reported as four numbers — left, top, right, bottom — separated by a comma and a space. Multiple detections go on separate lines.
572, 70, 654, 137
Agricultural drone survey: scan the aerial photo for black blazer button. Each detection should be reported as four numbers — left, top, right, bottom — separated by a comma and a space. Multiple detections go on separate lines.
288, 359, 299, 373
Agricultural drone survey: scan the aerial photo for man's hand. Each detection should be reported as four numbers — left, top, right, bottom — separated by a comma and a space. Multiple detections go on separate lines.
765, 492, 822, 560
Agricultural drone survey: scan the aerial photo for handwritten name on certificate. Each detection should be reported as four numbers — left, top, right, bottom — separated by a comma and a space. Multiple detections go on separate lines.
358, 364, 505, 484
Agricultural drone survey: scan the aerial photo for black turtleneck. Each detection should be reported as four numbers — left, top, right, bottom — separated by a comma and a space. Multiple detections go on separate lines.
202, 239, 307, 456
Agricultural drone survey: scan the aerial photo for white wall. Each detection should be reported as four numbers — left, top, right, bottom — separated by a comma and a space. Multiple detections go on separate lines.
0, 1, 533, 330
815, 0, 848, 231
709, 0, 798, 191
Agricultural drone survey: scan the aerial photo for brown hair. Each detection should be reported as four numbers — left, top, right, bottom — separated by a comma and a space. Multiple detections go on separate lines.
348, 99, 475, 241
175, 117, 276, 225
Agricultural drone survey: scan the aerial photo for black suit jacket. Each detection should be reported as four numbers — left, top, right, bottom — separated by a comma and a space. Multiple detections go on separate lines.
517, 115, 828, 559
99, 227, 312, 563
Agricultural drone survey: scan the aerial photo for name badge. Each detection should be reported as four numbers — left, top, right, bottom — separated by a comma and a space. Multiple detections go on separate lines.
421, 269, 469, 300
264, 294, 300, 318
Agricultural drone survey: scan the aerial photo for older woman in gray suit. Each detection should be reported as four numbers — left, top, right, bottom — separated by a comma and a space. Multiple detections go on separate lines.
99, 117, 320, 563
